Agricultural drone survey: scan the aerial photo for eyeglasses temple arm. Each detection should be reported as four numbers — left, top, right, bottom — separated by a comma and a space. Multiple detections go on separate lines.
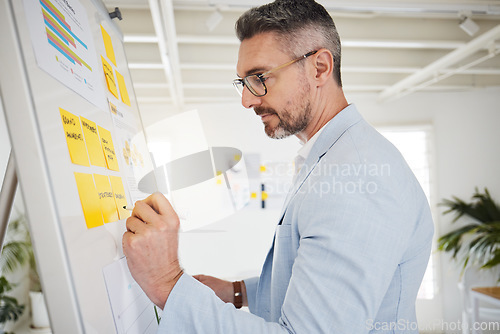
260, 50, 318, 78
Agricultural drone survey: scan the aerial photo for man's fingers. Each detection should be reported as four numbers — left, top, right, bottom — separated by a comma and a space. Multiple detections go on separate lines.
142, 192, 178, 219
126, 216, 147, 233
131, 193, 179, 228
132, 200, 164, 226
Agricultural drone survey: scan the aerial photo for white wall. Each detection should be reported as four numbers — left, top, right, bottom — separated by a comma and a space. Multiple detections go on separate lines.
175, 87, 500, 332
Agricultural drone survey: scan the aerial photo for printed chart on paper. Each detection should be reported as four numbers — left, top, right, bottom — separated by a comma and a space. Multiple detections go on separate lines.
23, 0, 108, 111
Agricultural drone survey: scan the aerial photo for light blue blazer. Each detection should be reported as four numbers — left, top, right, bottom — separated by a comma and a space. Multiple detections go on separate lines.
159, 104, 434, 333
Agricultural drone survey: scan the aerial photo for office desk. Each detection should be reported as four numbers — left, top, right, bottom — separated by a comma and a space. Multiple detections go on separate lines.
470, 287, 500, 334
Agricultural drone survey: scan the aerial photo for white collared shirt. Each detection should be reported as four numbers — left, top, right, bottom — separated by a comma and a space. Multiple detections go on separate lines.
294, 123, 328, 175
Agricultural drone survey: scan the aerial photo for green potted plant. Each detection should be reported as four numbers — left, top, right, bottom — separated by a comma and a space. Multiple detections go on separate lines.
438, 187, 500, 279
0, 213, 29, 332
0, 276, 24, 333
0, 213, 47, 330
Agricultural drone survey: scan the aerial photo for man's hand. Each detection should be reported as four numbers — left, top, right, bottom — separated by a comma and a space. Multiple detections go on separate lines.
122, 192, 183, 309
194, 275, 248, 307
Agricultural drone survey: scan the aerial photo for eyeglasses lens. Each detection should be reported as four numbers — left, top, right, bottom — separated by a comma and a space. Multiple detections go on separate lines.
233, 75, 266, 97
246, 75, 266, 96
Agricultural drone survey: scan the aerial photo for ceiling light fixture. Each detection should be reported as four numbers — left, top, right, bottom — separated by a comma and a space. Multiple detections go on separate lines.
459, 15, 480, 36
206, 7, 223, 32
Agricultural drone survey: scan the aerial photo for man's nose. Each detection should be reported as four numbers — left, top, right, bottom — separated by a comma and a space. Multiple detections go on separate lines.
241, 87, 262, 109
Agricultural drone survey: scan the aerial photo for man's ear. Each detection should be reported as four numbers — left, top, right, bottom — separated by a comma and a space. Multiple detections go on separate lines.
312, 49, 334, 86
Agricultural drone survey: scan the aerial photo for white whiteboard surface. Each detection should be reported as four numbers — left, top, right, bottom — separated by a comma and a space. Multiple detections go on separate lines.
0, 0, 157, 332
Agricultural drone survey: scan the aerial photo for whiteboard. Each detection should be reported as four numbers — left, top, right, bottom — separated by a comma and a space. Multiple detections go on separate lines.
0, 0, 159, 332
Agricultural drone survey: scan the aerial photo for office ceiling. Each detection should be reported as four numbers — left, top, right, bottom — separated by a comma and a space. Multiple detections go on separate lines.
102, 0, 500, 111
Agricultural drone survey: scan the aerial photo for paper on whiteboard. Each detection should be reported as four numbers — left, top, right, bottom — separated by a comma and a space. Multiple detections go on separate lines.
102, 257, 160, 334
23, 0, 108, 111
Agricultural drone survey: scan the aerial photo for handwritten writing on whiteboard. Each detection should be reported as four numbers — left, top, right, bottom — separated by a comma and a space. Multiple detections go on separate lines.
109, 175, 130, 220
98, 125, 120, 171
101, 56, 118, 98
60, 108, 89, 166
93, 174, 119, 224
80, 116, 106, 167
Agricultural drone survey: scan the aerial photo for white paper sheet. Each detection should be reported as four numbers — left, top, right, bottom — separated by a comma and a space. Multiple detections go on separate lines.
23, 0, 107, 111
102, 258, 160, 334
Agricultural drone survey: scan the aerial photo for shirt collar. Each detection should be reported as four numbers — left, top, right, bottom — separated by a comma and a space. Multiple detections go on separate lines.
297, 121, 328, 160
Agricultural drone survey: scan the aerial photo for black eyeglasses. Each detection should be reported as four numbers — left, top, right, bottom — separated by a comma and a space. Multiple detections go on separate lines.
233, 50, 318, 97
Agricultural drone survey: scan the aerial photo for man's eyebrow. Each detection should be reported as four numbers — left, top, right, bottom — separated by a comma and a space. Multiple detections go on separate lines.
240, 66, 269, 77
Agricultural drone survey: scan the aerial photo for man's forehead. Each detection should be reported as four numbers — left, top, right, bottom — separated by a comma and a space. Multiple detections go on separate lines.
236, 33, 286, 76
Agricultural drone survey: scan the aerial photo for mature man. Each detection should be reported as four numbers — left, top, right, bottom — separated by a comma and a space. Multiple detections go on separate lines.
123, 0, 434, 332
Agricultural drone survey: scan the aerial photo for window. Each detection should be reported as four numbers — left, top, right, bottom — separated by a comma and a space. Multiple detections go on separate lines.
379, 127, 436, 300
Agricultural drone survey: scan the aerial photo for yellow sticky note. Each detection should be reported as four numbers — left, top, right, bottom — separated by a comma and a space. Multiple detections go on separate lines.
101, 56, 118, 98
98, 126, 119, 171
109, 101, 118, 115
80, 117, 106, 167
94, 174, 119, 224
216, 175, 223, 185
115, 70, 130, 106
74, 172, 104, 229
109, 175, 130, 220
60, 108, 89, 166
100, 25, 116, 66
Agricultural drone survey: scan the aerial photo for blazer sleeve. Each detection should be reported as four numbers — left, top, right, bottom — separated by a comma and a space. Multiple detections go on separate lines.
244, 276, 259, 314
159, 274, 289, 333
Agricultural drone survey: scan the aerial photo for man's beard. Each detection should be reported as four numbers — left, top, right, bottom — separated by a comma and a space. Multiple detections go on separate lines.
255, 92, 312, 140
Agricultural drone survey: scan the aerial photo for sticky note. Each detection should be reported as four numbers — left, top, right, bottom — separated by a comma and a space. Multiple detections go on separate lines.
123, 140, 131, 165
109, 102, 118, 115
80, 117, 106, 167
94, 174, 119, 224
101, 56, 118, 98
115, 70, 130, 106
261, 191, 269, 200
74, 172, 104, 229
109, 175, 130, 220
98, 126, 120, 171
60, 108, 89, 166
101, 25, 116, 66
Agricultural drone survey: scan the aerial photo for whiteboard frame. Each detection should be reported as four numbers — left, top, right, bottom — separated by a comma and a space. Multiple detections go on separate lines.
0, 0, 85, 331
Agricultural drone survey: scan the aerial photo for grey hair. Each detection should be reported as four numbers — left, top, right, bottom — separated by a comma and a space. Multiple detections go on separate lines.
235, 0, 342, 87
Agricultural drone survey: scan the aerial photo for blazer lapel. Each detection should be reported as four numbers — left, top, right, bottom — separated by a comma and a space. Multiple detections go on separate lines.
278, 104, 363, 220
